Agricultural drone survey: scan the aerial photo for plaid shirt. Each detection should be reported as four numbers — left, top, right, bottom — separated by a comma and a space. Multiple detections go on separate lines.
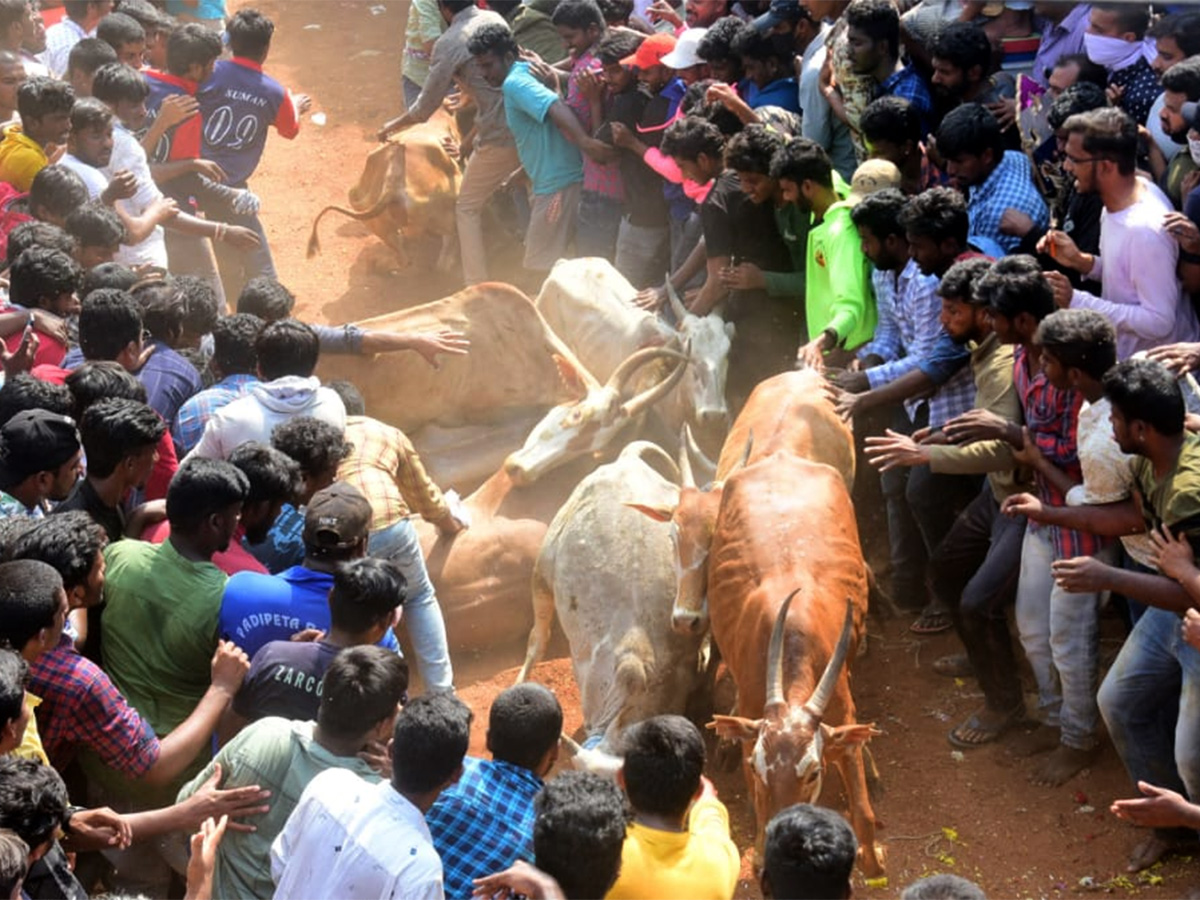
567, 48, 623, 200
172, 374, 259, 454
28, 634, 160, 777
1013, 346, 1107, 558
427, 757, 542, 899
862, 259, 942, 419
337, 415, 449, 532
876, 64, 933, 134
967, 151, 1049, 253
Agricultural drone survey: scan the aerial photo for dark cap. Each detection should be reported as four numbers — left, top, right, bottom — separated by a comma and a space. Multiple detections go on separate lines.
753, 0, 805, 32
303, 482, 372, 556
0, 409, 81, 490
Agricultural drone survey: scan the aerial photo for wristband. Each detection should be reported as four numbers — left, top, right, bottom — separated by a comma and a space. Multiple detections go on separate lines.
62, 805, 85, 833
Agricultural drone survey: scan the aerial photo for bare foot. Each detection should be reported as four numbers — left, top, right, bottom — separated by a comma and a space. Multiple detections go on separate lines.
948, 704, 1024, 748
1007, 723, 1060, 758
1127, 834, 1200, 873
1031, 744, 1096, 786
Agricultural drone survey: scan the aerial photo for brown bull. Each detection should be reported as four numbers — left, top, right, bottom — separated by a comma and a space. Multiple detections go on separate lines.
307, 108, 460, 269
706, 453, 884, 876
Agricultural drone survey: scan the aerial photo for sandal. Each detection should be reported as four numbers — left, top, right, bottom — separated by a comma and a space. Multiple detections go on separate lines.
911, 607, 953, 634
947, 705, 1024, 749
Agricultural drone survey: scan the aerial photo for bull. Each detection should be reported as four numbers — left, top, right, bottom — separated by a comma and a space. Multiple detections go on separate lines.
516, 441, 705, 751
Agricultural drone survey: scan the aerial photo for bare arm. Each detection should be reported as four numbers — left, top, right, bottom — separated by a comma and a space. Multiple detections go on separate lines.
546, 100, 613, 163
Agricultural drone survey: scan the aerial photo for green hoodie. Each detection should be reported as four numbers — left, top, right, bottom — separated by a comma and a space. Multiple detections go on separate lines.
804, 172, 876, 351
508, 0, 568, 64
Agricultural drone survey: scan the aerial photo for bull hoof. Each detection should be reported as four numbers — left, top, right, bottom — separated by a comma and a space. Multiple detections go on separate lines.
859, 844, 886, 878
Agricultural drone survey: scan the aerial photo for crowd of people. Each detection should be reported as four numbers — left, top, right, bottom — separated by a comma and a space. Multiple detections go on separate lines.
0, 0, 1195, 897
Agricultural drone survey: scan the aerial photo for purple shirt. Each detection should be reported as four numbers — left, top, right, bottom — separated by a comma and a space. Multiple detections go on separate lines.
1032, 4, 1092, 87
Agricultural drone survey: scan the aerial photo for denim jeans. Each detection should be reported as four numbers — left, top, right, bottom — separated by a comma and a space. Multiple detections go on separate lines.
880, 407, 927, 609
368, 517, 454, 692
1015, 526, 1116, 749
1098, 605, 1200, 841
575, 191, 623, 261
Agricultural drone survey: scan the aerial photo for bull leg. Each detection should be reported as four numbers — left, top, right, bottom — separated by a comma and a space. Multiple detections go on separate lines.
435, 230, 459, 274
829, 743, 886, 877
516, 571, 555, 684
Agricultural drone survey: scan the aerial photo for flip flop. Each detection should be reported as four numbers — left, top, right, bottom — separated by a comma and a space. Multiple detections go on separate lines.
947, 706, 1024, 749
911, 608, 953, 634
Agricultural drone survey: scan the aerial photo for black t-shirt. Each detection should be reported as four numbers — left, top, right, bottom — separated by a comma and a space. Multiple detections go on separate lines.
700, 170, 793, 273
54, 479, 124, 544
601, 86, 668, 228
232, 639, 342, 723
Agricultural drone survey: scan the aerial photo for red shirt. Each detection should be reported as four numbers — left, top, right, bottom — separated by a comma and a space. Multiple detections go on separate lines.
142, 521, 267, 576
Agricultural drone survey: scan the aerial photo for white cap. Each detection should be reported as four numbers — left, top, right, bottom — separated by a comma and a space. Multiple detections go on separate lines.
661, 27, 708, 70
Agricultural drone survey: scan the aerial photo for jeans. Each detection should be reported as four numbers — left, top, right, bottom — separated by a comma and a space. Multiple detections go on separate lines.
1016, 526, 1115, 749
931, 486, 1025, 712
614, 217, 670, 289
880, 407, 928, 609
205, 181, 276, 303
575, 191, 623, 261
368, 517, 454, 691
1099, 605, 1200, 841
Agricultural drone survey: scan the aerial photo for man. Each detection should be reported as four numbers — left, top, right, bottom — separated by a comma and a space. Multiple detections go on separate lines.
1041, 107, 1200, 359
469, 20, 613, 282
1144, 11, 1200, 171
860, 96, 944, 196
65, 36, 116, 98
6, 246, 81, 369
935, 103, 1048, 254
426, 684, 562, 898
730, 25, 799, 114
1031, 2, 1092, 90
95, 12, 143, 67
493, 0, 566, 65
1085, 3, 1160, 128
172, 312, 261, 453
0, 408, 82, 520
770, 137, 874, 370
64, 200, 124, 268
527, 771, 626, 900
845, 0, 932, 135
179, 646, 409, 900
697, 15, 746, 87
761, 804, 857, 900
270, 692, 472, 900
930, 22, 1016, 117
0, 50, 25, 125
785, 2, 854, 181
0, 0, 42, 81
0, 77, 73, 191
43, 0, 112, 78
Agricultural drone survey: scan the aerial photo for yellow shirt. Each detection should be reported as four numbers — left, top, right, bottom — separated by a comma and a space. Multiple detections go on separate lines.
606, 796, 740, 900
10, 692, 48, 765
0, 124, 47, 192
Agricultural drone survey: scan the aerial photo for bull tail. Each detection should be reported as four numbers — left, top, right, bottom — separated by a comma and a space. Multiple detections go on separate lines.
866, 563, 901, 622
307, 196, 399, 259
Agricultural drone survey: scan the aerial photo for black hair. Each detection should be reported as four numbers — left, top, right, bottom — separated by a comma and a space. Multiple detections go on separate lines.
236, 276, 294, 321
769, 136, 833, 189
65, 201, 126, 250
226, 7, 273, 59
131, 279, 186, 340
763, 804, 858, 900
1046, 81, 1108, 131
974, 253, 1054, 322
596, 0, 632, 26
113, 0, 171, 36
77, 397, 164, 479
930, 21, 990, 76
81, 261, 138, 297
936, 102, 1004, 161
1149, 11, 1200, 58
91, 61, 149, 105
96, 12, 144, 51
1162, 56, 1200, 104
1103, 359, 1185, 438
897, 186, 969, 245
467, 20, 520, 59
1091, 2, 1148, 40
620, 714, 705, 817
487, 683, 563, 770
1063, 106, 1137, 176
900, 874, 987, 900
328, 557, 406, 635
0, 559, 62, 652
724, 123, 783, 175
0, 829, 27, 900
849, 187, 907, 241
5, 222, 75, 267
255, 318, 319, 380
937, 256, 992, 305
845, 0, 899, 59
227, 441, 302, 507
8, 247, 80, 311
859, 95, 920, 149
1051, 53, 1108, 91
65, 361, 145, 420
271, 416, 350, 479
730, 25, 792, 67
551, 0, 604, 33
661, 115, 725, 163
0, 650, 28, 728
317, 644, 410, 740
697, 15, 746, 63
534, 772, 627, 900
16, 76, 73, 124
391, 691, 472, 794
596, 28, 642, 66
67, 37, 118, 76
0, 0, 27, 34
63, 0, 94, 21
0, 518, 37, 557
326, 380, 365, 416
0, 758, 68, 852
681, 80, 742, 136
1035, 308, 1117, 382
175, 274, 220, 338
29, 166, 89, 223
438, 0, 476, 14
165, 457, 250, 534
212, 313, 261, 377
165, 22, 221, 76
0, 374, 73, 423
9, 511, 105, 594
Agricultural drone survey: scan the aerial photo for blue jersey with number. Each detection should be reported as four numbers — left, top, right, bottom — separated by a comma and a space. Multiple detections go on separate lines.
196, 57, 299, 187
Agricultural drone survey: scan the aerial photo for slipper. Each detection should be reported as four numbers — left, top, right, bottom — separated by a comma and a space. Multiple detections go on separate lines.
911, 608, 953, 634
932, 653, 973, 678
947, 705, 1024, 749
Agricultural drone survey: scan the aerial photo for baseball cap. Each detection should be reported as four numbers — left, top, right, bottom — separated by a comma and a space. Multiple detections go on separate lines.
621, 32, 677, 69
303, 482, 372, 557
753, 0, 804, 33
661, 27, 708, 70
847, 159, 902, 203
0, 409, 81, 491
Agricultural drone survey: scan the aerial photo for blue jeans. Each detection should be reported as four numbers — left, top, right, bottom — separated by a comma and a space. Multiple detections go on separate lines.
368, 517, 454, 692
575, 191, 622, 261
1098, 605, 1200, 840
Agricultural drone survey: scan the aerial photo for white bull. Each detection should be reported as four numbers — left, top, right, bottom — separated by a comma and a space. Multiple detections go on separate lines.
517, 441, 706, 752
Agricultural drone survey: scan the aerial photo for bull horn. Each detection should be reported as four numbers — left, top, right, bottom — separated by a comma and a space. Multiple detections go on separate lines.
765, 588, 802, 713
665, 276, 689, 324
736, 430, 755, 471
685, 422, 718, 479
802, 600, 856, 724
608, 346, 687, 395
678, 425, 696, 488
615, 350, 690, 418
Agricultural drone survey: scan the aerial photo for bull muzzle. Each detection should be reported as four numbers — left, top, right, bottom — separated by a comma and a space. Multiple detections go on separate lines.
671, 605, 708, 635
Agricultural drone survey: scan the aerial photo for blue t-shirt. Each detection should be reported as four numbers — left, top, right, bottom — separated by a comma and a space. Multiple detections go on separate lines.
502, 60, 583, 196
745, 76, 800, 114
197, 57, 295, 187
218, 564, 401, 659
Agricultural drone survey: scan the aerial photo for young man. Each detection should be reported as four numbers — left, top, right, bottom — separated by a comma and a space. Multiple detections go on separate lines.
1085, 3, 1161, 128
0, 408, 83, 520
859, 96, 944, 196
5, 246, 80, 368
95, 12, 143, 67
761, 804, 857, 900
270, 692, 472, 900
64, 201, 124, 267
786, 3, 854, 181
845, 0, 932, 135
1041, 107, 1199, 360
935, 102, 1049, 254
527, 771, 626, 900
770, 136, 875, 370
1143, 11, 1200, 171
469, 20, 613, 282
697, 15, 746, 89
179, 646, 409, 900
0, 76, 73, 191
427, 684, 563, 898
606, 715, 738, 900
43, 0, 112, 78
730, 26, 799, 114
930, 21, 1016, 119
172, 312, 261, 453
64, 35, 116, 97
0, 50, 25, 125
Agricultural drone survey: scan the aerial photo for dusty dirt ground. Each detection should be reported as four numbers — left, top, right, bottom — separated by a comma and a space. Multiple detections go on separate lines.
243, 2, 1198, 896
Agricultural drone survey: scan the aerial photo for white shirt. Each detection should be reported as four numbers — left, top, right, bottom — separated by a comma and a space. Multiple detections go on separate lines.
59, 152, 108, 197
43, 17, 89, 79
1071, 178, 1200, 359
104, 122, 168, 267
271, 768, 444, 900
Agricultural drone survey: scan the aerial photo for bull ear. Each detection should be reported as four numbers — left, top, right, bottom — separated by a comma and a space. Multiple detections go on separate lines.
820, 722, 881, 749
707, 715, 763, 742
553, 354, 590, 400
624, 502, 673, 522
